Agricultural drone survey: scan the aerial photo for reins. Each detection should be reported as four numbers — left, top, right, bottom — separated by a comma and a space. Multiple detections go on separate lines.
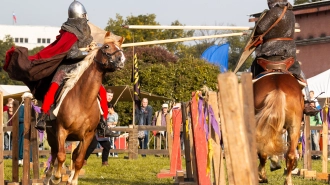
93, 46, 122, 67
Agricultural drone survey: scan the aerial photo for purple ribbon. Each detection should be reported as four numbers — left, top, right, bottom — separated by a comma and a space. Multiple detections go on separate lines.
198, 97, 204, 128
197, 96, 221, 141
209, 106, 221, 138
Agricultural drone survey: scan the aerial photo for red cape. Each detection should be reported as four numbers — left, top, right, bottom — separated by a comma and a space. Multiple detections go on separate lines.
3, 30, 79, 100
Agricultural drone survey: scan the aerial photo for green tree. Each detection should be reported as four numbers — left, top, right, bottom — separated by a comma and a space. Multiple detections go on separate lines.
226, 31, 254, 72
0, 35, 23, 85
104, 46, 219, 125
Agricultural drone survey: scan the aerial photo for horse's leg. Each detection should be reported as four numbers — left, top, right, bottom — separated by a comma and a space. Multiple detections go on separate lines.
52, 127, 68, 184
44, 131, 58, 185
67, 142, 80, 184
284, 116, 301, 185
258, 152, 268, 183
68, 132, 94, 185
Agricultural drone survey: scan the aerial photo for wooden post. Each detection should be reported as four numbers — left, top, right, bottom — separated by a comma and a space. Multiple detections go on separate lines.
30, 107, 40, 179
128, 126, 138, 159
240, 73, 258, 181
181, 102, 193, 180
322, 102, 328, 173
207, 92, 224, 185
12, 100, 20, 182
217, 72, 257, 185
190, 92, 211, 185
166, 113, 173, 160
157, 108, 183, 178
304, 115, 312, 170
217, 80, 234, 185
0, 92, 4, 183
23, 97, 31, 185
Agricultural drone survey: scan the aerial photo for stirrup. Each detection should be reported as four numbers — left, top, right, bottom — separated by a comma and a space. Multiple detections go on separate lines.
35, 113, 47, 131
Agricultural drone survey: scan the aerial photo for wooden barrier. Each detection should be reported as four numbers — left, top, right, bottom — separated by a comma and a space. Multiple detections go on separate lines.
217, 72, 258, 184
2, 95, 42, 184
303, 103, 329, 181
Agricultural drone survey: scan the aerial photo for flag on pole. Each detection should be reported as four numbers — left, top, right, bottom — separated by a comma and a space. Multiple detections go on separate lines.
12, 13, 17, 23
132, 53, 140, 103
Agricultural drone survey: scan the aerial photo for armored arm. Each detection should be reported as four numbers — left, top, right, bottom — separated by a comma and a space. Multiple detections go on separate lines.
255, 7, 282, 36
66, 42, 88, 60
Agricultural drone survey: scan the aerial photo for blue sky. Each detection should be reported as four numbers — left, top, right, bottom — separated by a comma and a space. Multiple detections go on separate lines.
1, 0, 294, 29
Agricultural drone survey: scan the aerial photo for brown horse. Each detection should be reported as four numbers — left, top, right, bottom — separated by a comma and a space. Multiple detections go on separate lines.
254, 74, 304, 185
44, 32, 125, 185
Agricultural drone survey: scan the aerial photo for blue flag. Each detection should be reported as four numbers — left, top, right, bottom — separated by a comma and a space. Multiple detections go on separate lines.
201, 43, 229, 73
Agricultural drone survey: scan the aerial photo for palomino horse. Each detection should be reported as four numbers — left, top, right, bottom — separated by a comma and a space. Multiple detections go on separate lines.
254, 74, 304, 185
44, 32, 125, 185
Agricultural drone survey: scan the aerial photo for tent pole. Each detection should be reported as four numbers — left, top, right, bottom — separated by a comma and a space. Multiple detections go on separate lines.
132, 33, 135, 127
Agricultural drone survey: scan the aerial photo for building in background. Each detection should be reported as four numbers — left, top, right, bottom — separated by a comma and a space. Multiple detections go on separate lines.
249, 0, 330, 78
0, 25, 60, 50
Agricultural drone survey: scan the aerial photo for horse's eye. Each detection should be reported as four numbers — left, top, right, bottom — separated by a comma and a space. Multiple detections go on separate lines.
105, 45, 109, 48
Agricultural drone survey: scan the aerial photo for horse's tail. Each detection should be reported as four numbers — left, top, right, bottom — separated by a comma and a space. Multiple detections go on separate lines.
256, 89, 286, 155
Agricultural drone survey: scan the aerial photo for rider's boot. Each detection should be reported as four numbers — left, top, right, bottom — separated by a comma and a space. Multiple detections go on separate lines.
97, 117, 120, 137
303, 101, 320, 116
297, 71, 320, 116
35, 112, 48, 131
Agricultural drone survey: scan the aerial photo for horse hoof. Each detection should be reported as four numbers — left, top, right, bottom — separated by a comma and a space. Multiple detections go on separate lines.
50, 176, 61, 185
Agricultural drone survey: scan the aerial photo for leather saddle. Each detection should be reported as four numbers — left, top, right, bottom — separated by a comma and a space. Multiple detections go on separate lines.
257, 57, 294, 73
255, 57, 306, 87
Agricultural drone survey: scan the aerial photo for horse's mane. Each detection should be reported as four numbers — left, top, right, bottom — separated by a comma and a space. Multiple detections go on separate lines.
53, 49, 98, 116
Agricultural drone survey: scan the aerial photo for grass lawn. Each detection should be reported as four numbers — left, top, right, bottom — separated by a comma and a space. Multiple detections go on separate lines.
3, 154, 330, 184
3, 154, 174, 185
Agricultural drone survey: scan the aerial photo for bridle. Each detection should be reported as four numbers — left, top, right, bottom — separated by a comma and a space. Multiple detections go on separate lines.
93, 44, 123, 67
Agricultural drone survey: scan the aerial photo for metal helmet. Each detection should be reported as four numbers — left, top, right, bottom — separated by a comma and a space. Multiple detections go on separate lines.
267, 0, 288, 8
68, 1, 87, 19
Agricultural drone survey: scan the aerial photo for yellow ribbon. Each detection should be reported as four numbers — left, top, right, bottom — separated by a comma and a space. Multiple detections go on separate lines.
206, 138, 213, 174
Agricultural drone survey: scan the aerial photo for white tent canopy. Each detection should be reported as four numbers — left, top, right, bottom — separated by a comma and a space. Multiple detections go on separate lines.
307, 69, 330, 99
0, 85, 30, 97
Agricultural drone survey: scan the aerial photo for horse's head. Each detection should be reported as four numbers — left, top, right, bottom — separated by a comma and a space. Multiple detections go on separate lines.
94, 31, 125, 72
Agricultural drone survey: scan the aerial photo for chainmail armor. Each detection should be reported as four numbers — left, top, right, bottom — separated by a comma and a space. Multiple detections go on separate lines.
61, 18, 93, 48
255, 3, 295, 58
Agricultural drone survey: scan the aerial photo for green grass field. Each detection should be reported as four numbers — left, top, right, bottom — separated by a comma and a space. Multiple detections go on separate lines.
3, 154, 330, 185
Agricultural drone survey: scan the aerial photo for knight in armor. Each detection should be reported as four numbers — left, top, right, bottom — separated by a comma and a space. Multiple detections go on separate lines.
249, 0, 318, 116
4, 1, 115, 137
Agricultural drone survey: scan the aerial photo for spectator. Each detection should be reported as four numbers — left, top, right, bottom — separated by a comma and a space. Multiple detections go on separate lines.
135, 98, 153, 157
3, 98, 14, 112
310, 101, 322, 160
310, 91, 321, 110
152, 104, 168, 155
3, 102, 13, 159
107, 103, 119, 157
84, 89, 118, 165
18, 102, 24, 166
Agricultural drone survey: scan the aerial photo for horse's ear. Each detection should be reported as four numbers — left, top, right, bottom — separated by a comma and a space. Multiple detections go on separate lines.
118, 36, 125, 46
105, 31, 111, 38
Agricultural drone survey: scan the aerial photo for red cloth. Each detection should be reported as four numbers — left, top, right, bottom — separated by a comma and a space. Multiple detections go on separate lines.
99, 85, 108, 119
3, 105, 9, 112
41, 82, 59, 113
29, 30, 77, 61
4, 30, 77, 71
4, 47, 16, 70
